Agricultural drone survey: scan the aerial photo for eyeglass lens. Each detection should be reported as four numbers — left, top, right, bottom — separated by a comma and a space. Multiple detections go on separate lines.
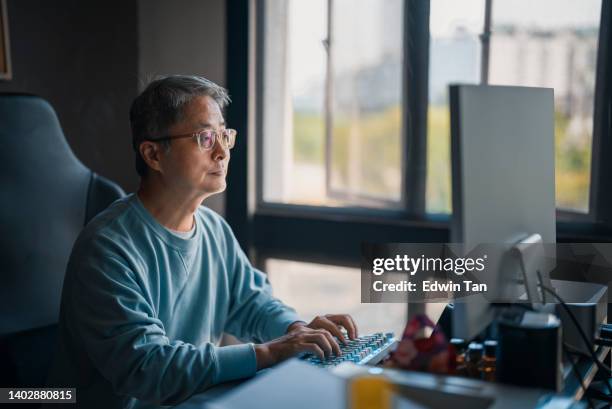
196, 130, 235, 150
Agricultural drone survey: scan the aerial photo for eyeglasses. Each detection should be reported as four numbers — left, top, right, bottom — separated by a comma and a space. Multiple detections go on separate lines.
146, 128, 237, 151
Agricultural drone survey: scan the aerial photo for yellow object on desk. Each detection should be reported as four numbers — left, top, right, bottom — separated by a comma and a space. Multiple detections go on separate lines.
347, 374, 394, 409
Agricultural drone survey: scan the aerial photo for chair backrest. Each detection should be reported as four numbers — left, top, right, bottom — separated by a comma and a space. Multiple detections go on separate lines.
0, 94, 125, 386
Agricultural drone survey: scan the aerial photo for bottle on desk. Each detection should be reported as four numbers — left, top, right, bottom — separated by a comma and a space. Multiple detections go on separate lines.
481, 340, 498, 382
466, 342, 484, 378
450, 338, 467, 376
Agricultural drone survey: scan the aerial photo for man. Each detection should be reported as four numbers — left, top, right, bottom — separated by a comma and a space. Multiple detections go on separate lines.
47, 75, 358, 409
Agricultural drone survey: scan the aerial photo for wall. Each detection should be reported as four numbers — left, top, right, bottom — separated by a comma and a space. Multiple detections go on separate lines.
0, 0, 139, 192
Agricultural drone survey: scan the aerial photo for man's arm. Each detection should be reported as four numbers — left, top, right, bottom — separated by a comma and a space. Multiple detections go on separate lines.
219, 214, 302, 342
217, 217, 360, 369
222, 259, 302, 342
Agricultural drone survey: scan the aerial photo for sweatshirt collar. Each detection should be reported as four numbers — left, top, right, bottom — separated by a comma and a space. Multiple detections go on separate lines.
128, 193, 201, 252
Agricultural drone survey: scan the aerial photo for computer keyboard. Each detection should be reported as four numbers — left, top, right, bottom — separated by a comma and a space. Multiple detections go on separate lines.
301, 332, 397, 368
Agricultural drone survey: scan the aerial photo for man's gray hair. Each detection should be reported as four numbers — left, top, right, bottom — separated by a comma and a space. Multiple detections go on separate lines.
130, 75, 231, 177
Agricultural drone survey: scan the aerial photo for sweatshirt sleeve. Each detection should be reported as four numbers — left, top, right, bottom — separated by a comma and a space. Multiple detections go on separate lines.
217, 218, 302, 343
65, 240, 256, 406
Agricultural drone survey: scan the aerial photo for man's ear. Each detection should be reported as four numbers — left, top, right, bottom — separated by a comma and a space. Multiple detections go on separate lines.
139, 141, 165, 173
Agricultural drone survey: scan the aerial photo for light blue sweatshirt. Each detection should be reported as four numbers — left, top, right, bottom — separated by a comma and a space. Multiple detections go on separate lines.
47, 194, 301, 409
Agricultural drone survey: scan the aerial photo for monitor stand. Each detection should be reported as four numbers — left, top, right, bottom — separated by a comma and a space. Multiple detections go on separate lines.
513, 236, 608, 354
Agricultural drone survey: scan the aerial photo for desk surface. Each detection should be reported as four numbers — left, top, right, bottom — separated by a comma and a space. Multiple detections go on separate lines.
174, 362, 343, 409
175, 359, 587, 409
174, 377, 254, 409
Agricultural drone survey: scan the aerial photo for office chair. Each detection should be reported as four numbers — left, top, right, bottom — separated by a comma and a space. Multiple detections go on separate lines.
0, 94, 125, 388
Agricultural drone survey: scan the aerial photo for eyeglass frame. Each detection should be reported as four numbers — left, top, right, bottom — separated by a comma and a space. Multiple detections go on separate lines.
144, 128, 237, 151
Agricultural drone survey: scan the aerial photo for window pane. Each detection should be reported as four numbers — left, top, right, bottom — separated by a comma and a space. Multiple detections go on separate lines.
489, 0, 601, 212
261, 0, 404, 208
262, 0, 327, 205
266, 259, 406, 336
329, 0, 404, 205
426, 0, 485, 214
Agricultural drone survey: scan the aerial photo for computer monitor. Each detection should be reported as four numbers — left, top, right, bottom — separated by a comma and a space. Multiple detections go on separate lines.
449, 84, 556, 340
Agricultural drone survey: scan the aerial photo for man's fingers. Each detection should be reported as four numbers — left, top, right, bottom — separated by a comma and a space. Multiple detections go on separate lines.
316, 319, 347, 345
318, 329, 342, 356
303, 343, 325, 360
348, 315, 359, 338
327, 314, 358, 339
305, 332, 333, 358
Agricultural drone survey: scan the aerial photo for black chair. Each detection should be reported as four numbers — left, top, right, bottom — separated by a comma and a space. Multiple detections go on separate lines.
0, 94, 125, 388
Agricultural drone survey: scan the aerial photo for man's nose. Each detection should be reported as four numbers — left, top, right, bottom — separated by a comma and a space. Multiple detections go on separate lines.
212, 138, 228, 161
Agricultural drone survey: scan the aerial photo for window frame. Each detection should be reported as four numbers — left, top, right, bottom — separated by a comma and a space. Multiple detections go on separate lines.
589, 0, 612, 228
225, 0, 612, 272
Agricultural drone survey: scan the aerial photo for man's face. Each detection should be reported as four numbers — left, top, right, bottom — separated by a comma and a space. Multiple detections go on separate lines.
159, 95, 230, 197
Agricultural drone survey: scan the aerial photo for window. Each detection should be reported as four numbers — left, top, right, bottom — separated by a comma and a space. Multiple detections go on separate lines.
261, 0, 405, 208
489, 0, 601, 212
427, 0, 602, 214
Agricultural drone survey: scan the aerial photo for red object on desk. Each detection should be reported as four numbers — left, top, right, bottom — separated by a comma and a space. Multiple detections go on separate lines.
385, 314, 456, 374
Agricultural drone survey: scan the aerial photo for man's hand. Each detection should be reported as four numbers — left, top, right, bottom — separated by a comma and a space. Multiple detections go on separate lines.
254, 314, 359, 370
303, 314, 359, 342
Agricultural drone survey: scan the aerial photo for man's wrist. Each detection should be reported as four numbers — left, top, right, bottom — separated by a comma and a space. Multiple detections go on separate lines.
254, 344, 273, 370
286, 321, 307, 334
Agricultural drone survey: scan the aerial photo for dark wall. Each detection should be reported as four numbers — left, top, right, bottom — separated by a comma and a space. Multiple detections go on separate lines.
0, 0, 139, 192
